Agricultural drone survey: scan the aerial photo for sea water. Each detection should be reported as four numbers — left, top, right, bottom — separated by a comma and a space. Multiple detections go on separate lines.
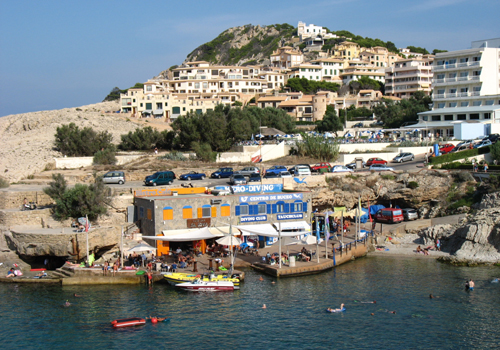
1, 256, 499, 349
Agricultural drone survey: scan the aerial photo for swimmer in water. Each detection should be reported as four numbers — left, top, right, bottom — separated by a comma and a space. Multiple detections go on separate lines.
389, 311, 396, 314
74, 293, 82, 297
258, 276, 264, 281
262, 304, 267, 309
360, 301, 376, 304
63, 300, 71, 307
327, 304, 345, 312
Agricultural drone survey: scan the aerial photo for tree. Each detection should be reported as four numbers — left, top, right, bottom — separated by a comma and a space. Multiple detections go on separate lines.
491, 141, 500, 163
54, 123, 113, 157
286, 77, 339, 94
432, 49, 448, 55
102, 83, 144, 102
93, 147, 117, 165
191, 142, 217, 162
44, 174, 110, 221
349, 76, 383, 93
372, 92, 432, 128
119, 126, 162, 151
316, 106, 343, 136
293, 133, 340, 161
407, 46, 429, 55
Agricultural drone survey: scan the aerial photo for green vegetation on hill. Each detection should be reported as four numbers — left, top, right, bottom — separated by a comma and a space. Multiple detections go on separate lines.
103, 83, 144, 102
372, 91, 432, 128
286, 77, 340, 94
322, 30, 398, 53
187, 23, 295, 65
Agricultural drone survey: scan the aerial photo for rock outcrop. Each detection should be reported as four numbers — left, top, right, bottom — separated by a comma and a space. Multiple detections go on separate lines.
419, 193, 500, 265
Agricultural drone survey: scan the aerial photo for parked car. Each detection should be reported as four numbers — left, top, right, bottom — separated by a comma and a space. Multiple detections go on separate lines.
439, 143, 455, 154
248, 173, 261, 182
331, 165, 353, 173
366, 157, 388, 166
288, 164, 313, 174
484, 133, 499, 143
229, 174, 247, 185
144, 171, 176, 186
265, 165, 287, 176
474, 139, 492, 149
369, 164, 394, 171
179, 171, 206, 181
346, 160, 366, 170
211, 167, 233, 179
374, 208, 404, 223
450, 144, 468, 153
102, 171, 126, 185
294, 165, 312, 177
235, 166, 260, 177
402, 208, 418, 221
264, 172, 279, 178
353, 122, 364, 128
392, 152, 414, 163
279, 171, 292, 178
456, 140, 474, 149
371, 121, 384, 127
311, 162, 331, 173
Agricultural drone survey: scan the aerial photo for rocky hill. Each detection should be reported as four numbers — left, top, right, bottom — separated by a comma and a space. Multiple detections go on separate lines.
0, 101, 155, 183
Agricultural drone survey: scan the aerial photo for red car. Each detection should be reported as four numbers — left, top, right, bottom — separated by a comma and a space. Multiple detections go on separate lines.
311, 162, 331, 173
366, 158, 387, 166
439, 143, 455, 154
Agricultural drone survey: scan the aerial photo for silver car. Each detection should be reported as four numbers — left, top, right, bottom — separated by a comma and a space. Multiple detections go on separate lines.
229, 174, 247, 185
369, 164, 394, 171
235, 166, 260, 177
402, 208, 418, 221
102, 171, 126, 184
393, 153, 414, 163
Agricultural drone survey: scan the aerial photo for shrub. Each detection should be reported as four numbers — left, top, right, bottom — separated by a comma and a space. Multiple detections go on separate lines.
44, 174, 110, 221
491, 141, 500, 162
93, 148, 117, 165
430, 147, 490, 165
191, 142, 217, 162
381, 174, 395, 180
294, 134, 340, 161
452, 171, 474, 183
160, 151, 187, 161
408, 181, 419, 189
0, 176, 9, 188
54, 123, 113, 157
119, 126, 162, 151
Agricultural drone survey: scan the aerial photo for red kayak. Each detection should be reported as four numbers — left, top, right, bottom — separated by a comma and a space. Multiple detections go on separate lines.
111, 317, 146, 328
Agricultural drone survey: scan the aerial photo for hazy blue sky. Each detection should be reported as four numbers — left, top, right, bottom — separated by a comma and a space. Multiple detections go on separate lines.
1, 0, 499, 117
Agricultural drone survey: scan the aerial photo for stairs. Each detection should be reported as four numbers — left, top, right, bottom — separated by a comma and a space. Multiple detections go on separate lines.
51, 265, 76, 279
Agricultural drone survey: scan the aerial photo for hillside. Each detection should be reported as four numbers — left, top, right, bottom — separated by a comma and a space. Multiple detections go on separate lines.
183, 23, 296, 66
0, 101, 160, 183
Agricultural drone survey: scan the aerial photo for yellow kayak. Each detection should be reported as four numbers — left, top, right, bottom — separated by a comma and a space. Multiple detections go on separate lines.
163, 272, 240, 286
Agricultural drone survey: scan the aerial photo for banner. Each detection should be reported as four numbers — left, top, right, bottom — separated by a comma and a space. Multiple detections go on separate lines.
251, 149, 262, 163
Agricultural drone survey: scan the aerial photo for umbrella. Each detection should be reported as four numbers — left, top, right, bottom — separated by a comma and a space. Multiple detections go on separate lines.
275, 236, 300, 246
344, 133, 353, 138
413, 129, 420, 132
127, 242, 157, 253
216, 235, 242, 246
256, 133, 263, 138
240, 242, 253, 249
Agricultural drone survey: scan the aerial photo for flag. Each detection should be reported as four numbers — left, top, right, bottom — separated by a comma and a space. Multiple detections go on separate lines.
316, 216, 320, 241
251, 149, 262, 163
325, 212, 330, 242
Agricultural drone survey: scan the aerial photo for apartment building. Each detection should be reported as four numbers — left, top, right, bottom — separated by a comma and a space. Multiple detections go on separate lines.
415, 38, 500, 138
288, 64, 323, 81
270, 46, 304, 69
331, 41, 362, 60
339, 60, 385, 85
359, 46, 399, 68
297, 21, 336, 41
385, 55, 434, 99
310, 58, 344, 83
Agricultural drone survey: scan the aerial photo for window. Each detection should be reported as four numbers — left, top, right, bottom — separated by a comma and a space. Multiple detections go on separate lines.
485, 100, 494, 105
172, 107, 180, 114
473, 101, 482, 106
182, 206, 193, 219
457, 114, 466, 120
199, 205, 211, 218
449, 102, 457, 107
437, 103, 445, 108
195, 83, 200, 89
444, 115, 453, 121
470, 114, 480, 120
139, 207, 144, 218
437, 89, 445, 95
449, 88, 457, 93
432, 115, 441, 121
239, 204, 249, 215
437, 74, 445, 79
258, 203, 266, 214
162, 206, 173, 220
146, 85, 152, 91
221, 204, 230, 217
484, 113, 491, 120
460, 102, 469, 107
292, 201, 303, 212
276, 202, 285, 213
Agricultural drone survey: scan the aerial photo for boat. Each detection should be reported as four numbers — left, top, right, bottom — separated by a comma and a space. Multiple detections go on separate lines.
111, 317, 146, 328
163, 272, 240, 286
175, 279, 238, 292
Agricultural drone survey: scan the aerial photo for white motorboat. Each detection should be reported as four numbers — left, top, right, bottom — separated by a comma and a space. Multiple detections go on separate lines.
175, 278, 238, 292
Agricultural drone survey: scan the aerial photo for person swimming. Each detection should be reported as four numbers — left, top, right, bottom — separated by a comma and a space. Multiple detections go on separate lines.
262, 304, 267, 309
63, 300, 71, 307
327, 304, 345, 313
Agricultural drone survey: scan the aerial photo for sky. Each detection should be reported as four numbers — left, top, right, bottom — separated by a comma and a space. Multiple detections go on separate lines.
1, 0, 499, 117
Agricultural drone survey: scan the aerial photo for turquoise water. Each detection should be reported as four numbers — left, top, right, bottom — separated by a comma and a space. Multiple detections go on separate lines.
1, 256, 500, 349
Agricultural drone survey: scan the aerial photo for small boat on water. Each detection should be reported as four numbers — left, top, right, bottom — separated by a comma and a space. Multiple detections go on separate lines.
163, 272, 240, 286
111, 317, 146, 328
175, 279, 238, 292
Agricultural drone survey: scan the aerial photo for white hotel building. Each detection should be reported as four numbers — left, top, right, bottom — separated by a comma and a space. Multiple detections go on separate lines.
415, 38, 500, 139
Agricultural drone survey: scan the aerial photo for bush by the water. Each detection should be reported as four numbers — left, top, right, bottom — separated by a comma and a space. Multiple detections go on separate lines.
429, 147, 490, 165
93, 148, 117, 165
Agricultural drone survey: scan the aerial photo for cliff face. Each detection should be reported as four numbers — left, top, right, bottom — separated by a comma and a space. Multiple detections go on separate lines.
420, 193, 500, 265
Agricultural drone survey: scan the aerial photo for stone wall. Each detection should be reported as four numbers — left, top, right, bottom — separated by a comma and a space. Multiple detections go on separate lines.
0, 191, 53, 210
54, 155, 145, 169
8, 226, 121, 258
0, 208, 53, 227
